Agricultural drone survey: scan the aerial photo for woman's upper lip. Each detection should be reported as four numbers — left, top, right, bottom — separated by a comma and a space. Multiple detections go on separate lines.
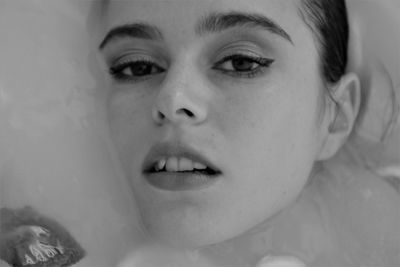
142, 142, 221, 174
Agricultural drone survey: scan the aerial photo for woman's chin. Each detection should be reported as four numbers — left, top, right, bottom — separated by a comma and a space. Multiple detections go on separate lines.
143, 221, 220, 249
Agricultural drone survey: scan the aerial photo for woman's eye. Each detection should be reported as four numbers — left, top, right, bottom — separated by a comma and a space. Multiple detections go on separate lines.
213, 55, 274, 78
109, 60, 165, 81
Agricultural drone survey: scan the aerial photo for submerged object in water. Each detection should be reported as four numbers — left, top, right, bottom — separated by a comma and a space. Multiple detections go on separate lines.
0, 206, 85, 267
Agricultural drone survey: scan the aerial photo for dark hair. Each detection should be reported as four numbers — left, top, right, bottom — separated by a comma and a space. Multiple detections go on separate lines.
299, 0, 349, 85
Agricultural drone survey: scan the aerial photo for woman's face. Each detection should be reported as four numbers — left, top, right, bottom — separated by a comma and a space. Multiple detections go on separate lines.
100, 0, 325, 248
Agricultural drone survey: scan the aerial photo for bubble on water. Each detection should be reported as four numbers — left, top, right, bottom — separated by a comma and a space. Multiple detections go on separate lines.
0, 83, 11, 105
256, 255, 307, 267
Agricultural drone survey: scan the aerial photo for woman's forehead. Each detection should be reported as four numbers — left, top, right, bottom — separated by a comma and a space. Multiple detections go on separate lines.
103, 0, 305, 38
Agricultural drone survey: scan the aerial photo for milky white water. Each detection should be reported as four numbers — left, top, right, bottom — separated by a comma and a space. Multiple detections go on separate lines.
0, 1, 399, 267
0, 1, 143, 266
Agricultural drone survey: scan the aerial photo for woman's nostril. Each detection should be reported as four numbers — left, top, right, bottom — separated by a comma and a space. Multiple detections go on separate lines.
158, 111, 166, 120
177, 108, 195, 118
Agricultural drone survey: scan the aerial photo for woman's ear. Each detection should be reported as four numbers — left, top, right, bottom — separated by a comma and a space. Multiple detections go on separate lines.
317, 73, 361, 160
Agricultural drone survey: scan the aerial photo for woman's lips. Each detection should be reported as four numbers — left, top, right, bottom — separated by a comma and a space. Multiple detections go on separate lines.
144, 171, 220, 191
142, 142, 221, 191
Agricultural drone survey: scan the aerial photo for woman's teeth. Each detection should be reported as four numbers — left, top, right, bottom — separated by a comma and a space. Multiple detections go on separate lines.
154, 157, 207, 172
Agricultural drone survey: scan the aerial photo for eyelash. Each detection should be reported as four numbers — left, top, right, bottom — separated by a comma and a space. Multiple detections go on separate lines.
108, 54, 274, 82
213, 54, 274, 78
109, 59, 165, 82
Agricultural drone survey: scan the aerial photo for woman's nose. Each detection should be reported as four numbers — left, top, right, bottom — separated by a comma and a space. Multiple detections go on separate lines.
152, 68, 208, 126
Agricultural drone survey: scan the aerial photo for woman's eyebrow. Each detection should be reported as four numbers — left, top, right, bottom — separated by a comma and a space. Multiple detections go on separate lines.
98, 12, 293, 50
195, 12, 294, 45
99, 23, 163, 50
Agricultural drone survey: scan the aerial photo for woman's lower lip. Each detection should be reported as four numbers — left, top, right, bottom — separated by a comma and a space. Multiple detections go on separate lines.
143, 172, 220, 191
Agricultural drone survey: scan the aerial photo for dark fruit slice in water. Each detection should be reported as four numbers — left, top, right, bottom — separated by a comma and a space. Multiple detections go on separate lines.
0, 206, 85, 267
